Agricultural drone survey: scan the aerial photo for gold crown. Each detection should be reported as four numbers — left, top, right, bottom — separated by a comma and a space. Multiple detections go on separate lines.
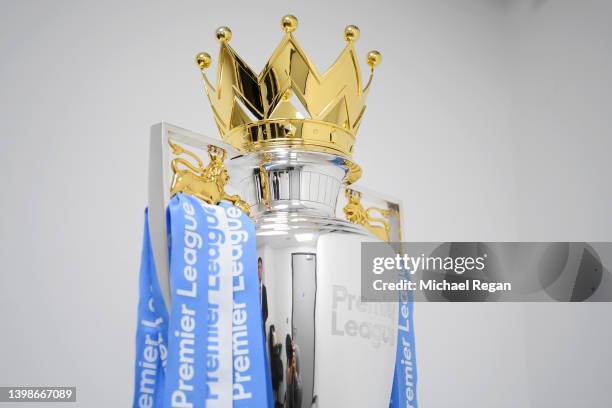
195, 14, 381, 160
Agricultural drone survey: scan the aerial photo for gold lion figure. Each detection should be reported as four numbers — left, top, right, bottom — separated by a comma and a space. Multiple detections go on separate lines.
168, 140, 250, 215
343, 189, 390, 242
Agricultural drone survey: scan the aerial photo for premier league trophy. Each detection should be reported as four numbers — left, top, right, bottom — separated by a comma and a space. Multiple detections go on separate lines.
136, 15, 417, 408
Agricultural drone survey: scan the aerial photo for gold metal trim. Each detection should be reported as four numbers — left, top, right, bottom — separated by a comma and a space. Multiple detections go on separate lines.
258, 165, 271, 208
168, 139, 250, 215
224, 119, 355, 158
343, 160, 362, 185
343, 188, 390, 242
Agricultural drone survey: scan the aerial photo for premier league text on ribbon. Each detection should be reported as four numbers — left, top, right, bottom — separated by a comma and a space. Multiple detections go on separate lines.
137, 303, 167, 407
164, 196, 210, 408
226, 205, 254, 401
134, 211, 169, 408
200, 203, 226, 403
223, 202, 270, 406
172, 199, 200, 407
394, 265, 417, 408
134, 195, 271, 407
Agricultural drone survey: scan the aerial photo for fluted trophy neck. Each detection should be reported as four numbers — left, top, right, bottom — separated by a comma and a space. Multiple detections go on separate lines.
229, 149, 356, 221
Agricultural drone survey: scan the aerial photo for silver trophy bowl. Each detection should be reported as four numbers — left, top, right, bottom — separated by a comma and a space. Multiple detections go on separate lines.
230, 149, 399, 407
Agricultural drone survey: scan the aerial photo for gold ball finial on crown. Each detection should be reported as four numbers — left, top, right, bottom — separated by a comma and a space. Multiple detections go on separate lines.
195, 52, 212, 70
281, 15, 298, 33
344, 25, 360, 42
366, 50, 382, 69
215, 26, 232, 43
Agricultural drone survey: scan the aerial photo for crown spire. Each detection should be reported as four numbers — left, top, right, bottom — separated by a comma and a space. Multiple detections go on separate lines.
195, 15, 381, 162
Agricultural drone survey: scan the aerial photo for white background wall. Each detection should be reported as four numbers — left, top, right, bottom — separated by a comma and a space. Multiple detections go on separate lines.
0, 0, 611, 406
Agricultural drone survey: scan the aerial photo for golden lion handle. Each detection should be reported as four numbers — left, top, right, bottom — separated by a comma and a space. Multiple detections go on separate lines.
168, 139, 251, 216
343, 188, 391, 241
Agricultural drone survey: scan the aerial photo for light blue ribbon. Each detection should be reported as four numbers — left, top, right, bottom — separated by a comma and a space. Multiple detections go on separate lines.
133, 209, 169, 408
221, 202, 272, 406
163, 194, 211, 408
133, 195, 272, 407
389, 268, 418, 408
